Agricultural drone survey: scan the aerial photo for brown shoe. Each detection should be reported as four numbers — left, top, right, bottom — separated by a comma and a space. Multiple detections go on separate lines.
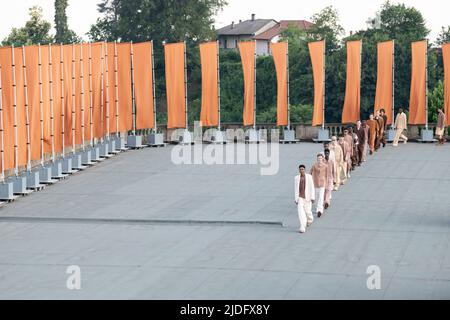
317, 212, 322, 218
325, 203, 329, 210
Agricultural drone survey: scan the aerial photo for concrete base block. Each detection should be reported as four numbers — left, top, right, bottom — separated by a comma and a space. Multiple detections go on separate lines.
99, 143, 113, 158
313, 129, 331, 143
108, 139, 120, 154
25, 170, 45, 190
387, 129, 396, 142
72, 154, 87, 170
52, 161, 66, 179
280, 130, 299, 143
91, 146, 104, 162
9, 175, 33, 195
148, 133, 165, 146
81, 150, 95, 166
127, 135, 145, 148
62, 158, 78, 174
246, 129, 262, 143
115, 136, 128, 151
418, 129, 437, 143
39, 166, 57, 184
0, 181, 16, 201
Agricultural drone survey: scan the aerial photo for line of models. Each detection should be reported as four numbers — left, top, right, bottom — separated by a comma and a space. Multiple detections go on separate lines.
294, 107, 447, 234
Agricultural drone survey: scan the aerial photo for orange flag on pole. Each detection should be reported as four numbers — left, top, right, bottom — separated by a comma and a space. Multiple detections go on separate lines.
165, 42, 186, 129
443, 43, 450, 125
309, 40, 325, 127
409, 40, 427, 125
342, 40, 362, 124
0, 47, 15, 171
271, 42, 289, 127
374, 40, 394, 125
238, 41, 256, 127
199, 41, 219, 127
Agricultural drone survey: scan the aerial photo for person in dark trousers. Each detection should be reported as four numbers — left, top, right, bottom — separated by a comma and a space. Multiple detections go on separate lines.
379, 109, 388, 147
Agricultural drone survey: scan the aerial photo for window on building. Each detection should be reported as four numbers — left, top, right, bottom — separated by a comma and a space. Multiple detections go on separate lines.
224, 39, 227, 49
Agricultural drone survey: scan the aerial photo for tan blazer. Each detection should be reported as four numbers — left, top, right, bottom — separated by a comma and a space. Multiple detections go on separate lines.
295, 174, 315, 203
395, 112, 408, 130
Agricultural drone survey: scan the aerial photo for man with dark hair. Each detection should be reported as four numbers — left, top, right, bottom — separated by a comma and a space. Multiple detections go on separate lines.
375, 110, 385, 151
295, 164, 315, 233
393, 108, 408, 147
380, 109, 388, 148
436, 108, 446, 145
323, 149, 335, 210
310, 154, 328, 218
343, 128, 354, 174
367, 114, 378, 154
355, 120, 366, 166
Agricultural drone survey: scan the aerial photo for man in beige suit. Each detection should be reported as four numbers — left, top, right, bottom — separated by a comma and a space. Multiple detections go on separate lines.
295, 165, 315, 233
436, 108, 446, 145
330, 136, 345, 190
393, 108, 408, 147
310, 154, 328, 218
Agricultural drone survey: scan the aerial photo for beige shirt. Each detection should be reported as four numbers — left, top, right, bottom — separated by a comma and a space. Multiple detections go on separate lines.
395, 112, 407, 130
437, 112, 446, 129
331, 143, 344, 164
310, 162, 328, 188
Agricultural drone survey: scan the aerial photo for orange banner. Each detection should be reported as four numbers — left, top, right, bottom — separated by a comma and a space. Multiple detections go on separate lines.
62, 45, 74, 148
199, 41, 219, 127
443, 43, 450, 125
271, 42, 288, 127
104, 42, 116, 133
165, 42, 186, 129
117, 43, 132, 132
91, 42, 104, 139
409, 40, 427, 125
133, 41, 154, 130
374, 40, 394, 125
308, 40, 325, 127
24, 46, 41, 161
0, 47, 15, 171
73, 44, 84, 145
51, 45, 63, 153
80, 44, 91, 143
41, 45, 52, 155
238, 41, 256, 126
15, 47, 27, 167
342, 41, 361, 124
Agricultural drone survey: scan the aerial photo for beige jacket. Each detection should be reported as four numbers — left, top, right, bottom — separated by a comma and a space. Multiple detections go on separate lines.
395, 112, 408, 130
295, 174, 315, 203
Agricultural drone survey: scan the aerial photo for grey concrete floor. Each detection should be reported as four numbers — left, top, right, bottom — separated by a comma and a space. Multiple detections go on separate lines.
0, 142, 449, 299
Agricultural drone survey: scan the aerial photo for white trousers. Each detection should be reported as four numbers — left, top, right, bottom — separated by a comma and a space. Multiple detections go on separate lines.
393, 129, 407, 146
314, 187, 325, 214
297, 198, 313, 232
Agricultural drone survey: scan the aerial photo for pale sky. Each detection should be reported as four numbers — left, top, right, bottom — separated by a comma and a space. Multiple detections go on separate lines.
0, 0, 448, 42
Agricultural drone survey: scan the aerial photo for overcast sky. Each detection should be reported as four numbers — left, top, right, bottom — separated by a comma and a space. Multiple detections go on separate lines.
0, 0, 448, 42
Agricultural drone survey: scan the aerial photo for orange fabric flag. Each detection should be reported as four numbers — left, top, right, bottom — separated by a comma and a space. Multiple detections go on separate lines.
117, 43, 133, 132
443, 43, 450, 125
51, 45, 63, 153
62, 45, 74, 148
133, 41, 154, 130
0, 47, 15, 171
165, 42, 186, 129
199, 41, 219, 127
91, 42, 104, 139
308, 40, 325, 127
271, 42, 288, 127
14, 47, 28, 167
24, 46, 41, 162
41, 45, 52, 155
73, 44, 84, 145
104, 42, 116, 134
409, 40, 427, 125
374, 40, 394, 125
238, 41, 256, 126
80, 44, 91, 143
342, 40, 361, 124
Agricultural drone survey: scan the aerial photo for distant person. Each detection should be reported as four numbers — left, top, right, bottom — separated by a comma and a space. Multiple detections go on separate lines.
310, 154, 328, 218
367, 114, 378, 154
436, 108, 446, 145
375, 111, 384, 151
323, 149, 336, 210
361, 120, 369, 162
330, 136, 345, 190
393, 108, 408, 147
350, 126, 359, 169
294, 164, 315, 233
379, 109, 388, 147
343, 128, 354, 175
338, 135, 351, 181
355, 120, 366, 166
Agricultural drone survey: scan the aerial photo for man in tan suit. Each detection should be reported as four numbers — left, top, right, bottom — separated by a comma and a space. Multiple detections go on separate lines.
295, 165, 315, 233
310, 154, 328, 218
330, 136, 345, 191
367, 114, 378, 154
393, 108, 408, 147
323, 149, 336, 210
436, 108, 446, 145
338, 135, 351, 180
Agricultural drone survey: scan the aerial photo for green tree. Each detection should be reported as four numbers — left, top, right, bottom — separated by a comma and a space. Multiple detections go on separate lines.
428, 80, 444, 123
2, 6, 53, 46
436, 26, 450, 45
307, 6, 345, 51
54, 0, 81, 44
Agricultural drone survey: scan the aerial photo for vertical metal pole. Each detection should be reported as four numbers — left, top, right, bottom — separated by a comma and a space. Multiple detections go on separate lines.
253, 40, 257, 131
217, 40, 221, 131
392, 40, 395, 129
130, 41, 136, 134
322, 39, 326, 130
38, 45, 45, 166
48, 44, 55, 162
0, 67, 4, 182
100, 42, 105, 142
184, 41, 188, 130
71, 43, 76, 154
287, 40, 291, 130
80, 43, 86, 151
425, 39, 429, 130
60, 44, 65, 157
11, 46, 19, 176
104, 41, 110, 139
88, 43, 94, 147
114, 41, 119, 138
359, 40, 362, 123
22, 46, 32, 171
151, 40, 157, 133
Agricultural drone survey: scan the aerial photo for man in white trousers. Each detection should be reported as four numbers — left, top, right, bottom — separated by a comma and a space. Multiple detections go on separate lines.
294, 164, 315, 233
310, 154, 328, 218
393, 108, 408, 147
